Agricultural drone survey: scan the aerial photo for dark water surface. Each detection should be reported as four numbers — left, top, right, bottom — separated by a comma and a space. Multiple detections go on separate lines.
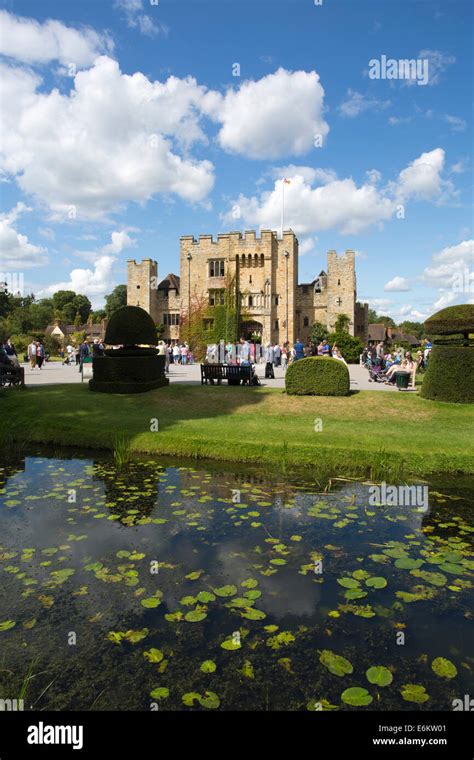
0, 453, 472, 711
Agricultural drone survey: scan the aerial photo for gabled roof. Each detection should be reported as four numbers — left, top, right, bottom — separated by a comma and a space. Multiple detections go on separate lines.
367, 323, 386, 341
158, 273, 180, 292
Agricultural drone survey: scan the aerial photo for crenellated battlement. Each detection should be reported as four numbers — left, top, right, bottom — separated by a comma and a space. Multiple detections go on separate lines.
180, 229, 297, 247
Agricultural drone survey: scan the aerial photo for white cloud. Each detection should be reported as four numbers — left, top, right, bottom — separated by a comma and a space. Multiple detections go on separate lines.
115, 0, 168, 38
223, 148, 450, 236
299, 237, 318, 255
205, 68, 329, 159
101, 230, 137, 255
0, 57, 215, 219
395, 148, 447, 202
388, 115, 413, 126
0, 9, 113, 67
0, 204, 48, 270
444, 114, 467, 133
40, 256, 116, 306
38, 227, 55, 241
419, 49, 456, 86
339, 89, 391, 118
384, 276, 411, 292
423, 239, 474, 288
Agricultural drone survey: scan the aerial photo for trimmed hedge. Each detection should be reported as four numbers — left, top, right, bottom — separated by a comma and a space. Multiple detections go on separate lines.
420, 345, 474, 404
425, 304, 474, 337
286, 357, 350, 396
105, 305, 157, 346
89, 354, 168, 394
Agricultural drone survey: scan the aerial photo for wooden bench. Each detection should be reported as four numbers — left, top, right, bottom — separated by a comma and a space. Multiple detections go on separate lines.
201, 363, 253, 386
0, 365, 25, 389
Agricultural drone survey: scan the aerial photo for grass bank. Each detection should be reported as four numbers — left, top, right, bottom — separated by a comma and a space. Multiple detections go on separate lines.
1, 384, 473, 478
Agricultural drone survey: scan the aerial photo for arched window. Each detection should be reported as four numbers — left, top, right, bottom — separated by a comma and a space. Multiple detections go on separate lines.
303, 316, 309, 327
260, 253, 264, 266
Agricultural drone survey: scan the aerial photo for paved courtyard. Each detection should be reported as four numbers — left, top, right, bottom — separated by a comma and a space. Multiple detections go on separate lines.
21, 360, 402, 391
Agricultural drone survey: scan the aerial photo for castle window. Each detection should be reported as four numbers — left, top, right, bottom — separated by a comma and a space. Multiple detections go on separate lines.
336, 297, 343, 306
203, 318, 214, 331
303, 317, 309, 327
209, 289, 224, 306
209, 260, 225, 277
337, 279, 341, 286
260, 254, 264, 266
249, 275, 252, 284
275, 320, 279, 330
275, 295, 279, 305
248, 295, 253, 307
136, 285, 140, 289
302, 285, 308, 295
164, 313, 180, 326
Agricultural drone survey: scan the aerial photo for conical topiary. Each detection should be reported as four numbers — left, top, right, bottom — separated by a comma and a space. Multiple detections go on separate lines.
105, 306, 157, 347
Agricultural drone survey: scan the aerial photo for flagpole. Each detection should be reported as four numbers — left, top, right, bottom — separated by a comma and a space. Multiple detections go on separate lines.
280, 179, 284, 239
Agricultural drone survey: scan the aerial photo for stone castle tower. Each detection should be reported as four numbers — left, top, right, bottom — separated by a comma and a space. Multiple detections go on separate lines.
127, 230, 368, 344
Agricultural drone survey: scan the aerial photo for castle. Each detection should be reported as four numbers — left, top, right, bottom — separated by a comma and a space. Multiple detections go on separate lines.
127, 229, 368, 345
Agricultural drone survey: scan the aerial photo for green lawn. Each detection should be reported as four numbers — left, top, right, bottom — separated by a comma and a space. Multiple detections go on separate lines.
1, 384, 473, 478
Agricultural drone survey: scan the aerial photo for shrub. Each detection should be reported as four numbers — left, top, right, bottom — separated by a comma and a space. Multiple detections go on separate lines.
420, 345, 474, 404
424, 304, 474, 338
89, 354, 168, 394
105, 306, 157, 346
328, 331, 364, 364
286, 357, 350, 396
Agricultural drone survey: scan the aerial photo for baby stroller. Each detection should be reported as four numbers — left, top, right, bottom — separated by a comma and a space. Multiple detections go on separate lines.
367, 359, 384, 382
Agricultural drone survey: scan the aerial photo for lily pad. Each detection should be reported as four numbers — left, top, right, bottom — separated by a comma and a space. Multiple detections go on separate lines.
150, 687, 169, 700
141, 597, 161, 608
143, 648, 164, 663
400, 684, 429, 703
394, 558, 423, 570
341, 687, 373, 706
320, 650, 353, 677
431, 657, 457, 679
213, 585, 237, 597
366, 666, 393, 687
185, 610, 207, 623
0, 620, 16, 632
337, 578, 360, 589
365, 577, 387, 589
200, 660, 217, 673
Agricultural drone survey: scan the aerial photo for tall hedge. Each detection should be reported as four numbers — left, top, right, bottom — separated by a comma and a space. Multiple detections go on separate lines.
420, 345, 474, 403
105, 305, 157, 346
286, 357, 350, 396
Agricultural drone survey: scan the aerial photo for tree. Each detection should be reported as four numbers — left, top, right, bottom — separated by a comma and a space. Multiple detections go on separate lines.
310, 321, 327, 343
328, 331, 363, 364
368, 308, 396, 327
398, 321, 425, 341
52, 290, 77, 320
105, 285, 127, 317
29, 299, 54, 330
92, 309, 107, 323
74, 312, 82, 327
71, 294, 92, 323
334, 313, 351, 333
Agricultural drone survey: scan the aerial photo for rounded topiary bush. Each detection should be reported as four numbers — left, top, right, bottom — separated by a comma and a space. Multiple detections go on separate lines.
105, 305, 157, 347
420, 344, 474, 403
286, 357, 350, 396
424, 304, 474, 338
420, 304, 474, 404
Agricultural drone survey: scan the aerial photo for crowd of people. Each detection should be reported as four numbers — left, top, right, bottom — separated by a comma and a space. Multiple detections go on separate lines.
362, 339, 432, 385
204, 336, 348, 377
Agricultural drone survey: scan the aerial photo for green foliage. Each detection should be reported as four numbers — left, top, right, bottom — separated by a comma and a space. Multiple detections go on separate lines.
431, 657, 457, 679
286, 357, 350, 396
90, 354, 168, 394
52, 291, 91, 323
341, 687, 373, 706
319, 650, 353, 677
105, 285, 127, 318
104, 306, 157, 346
425, 304, 474, 337
368, 311, 396, 327
398, 321, 425, 341
310, 321, 327, 343
180, 275, 242, 359
420, 345, 474, 403
334, 313, 351, 333
328, 331, 363, 364
366, 666, 393, 686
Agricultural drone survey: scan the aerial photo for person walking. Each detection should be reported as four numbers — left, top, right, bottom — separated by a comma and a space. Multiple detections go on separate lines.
78, 339, 90, 373
28, 339, 37, 369
264, 342, 275, 379
180, 343, 188, 365
172, 343, 180, 365
293, 337, 305, 361
36, 341, 45, 369
273, 343, 281, 367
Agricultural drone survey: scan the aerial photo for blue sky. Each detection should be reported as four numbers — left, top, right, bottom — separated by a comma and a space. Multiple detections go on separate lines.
0, 0, 472, 319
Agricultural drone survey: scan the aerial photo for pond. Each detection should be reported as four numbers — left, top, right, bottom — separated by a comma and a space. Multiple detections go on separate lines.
0, 452, 472, 711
